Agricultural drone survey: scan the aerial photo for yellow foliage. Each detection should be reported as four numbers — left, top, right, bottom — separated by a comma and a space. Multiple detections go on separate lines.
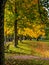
5, 9, 13, 15
4, 27, 14, 35
18, 24, 45, 38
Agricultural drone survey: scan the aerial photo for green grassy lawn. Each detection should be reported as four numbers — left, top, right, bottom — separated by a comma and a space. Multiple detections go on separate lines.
5, 40, 49, 57
5, 40, 49, 65
5, 40, 32, 55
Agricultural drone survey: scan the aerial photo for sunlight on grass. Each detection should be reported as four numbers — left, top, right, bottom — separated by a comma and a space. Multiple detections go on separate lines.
5, 40, 49, 58
6, 41, 32, 55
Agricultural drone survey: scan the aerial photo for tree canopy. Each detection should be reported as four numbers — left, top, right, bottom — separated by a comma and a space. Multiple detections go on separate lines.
4, 0, 49, 40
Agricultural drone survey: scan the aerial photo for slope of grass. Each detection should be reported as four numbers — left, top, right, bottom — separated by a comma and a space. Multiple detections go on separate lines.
5, 40, 49, 57
5, 41, 32, 55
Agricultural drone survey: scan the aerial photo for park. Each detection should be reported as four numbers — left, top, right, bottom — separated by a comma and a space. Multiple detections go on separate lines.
0, 0, 49, 65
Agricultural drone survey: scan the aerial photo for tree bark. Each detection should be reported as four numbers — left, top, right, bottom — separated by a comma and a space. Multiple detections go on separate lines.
0, 0, 7, 65
14, 0, 19, 47
14, 19, 18, 47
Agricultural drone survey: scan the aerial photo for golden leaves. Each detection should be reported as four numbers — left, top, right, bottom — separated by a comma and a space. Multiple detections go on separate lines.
18, 24, 45, 38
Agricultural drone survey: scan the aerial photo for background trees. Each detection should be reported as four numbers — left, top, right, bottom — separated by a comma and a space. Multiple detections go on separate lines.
38, 0, 49, 39
4, 0, 49, 45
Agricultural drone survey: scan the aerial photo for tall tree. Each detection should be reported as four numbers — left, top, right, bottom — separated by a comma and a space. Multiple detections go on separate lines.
14, 0, 18, 47
38, 0, 49, 38
0, 0, 7, 65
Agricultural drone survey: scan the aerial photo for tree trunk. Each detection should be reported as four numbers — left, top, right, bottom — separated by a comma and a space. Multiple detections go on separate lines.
14, 19, 18, 47
14, 1, 18, 47
0, 0, 6, 65
36, 38, 39, 41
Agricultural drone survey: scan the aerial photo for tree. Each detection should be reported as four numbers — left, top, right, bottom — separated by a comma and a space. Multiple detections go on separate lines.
4, 0, 41, 46
4, 0, 15, 43
38, 0, 49, 39
0, 0, 7, 65
4, 0, 49, 46
14, 0, 18, 47
4, 0, 18, 47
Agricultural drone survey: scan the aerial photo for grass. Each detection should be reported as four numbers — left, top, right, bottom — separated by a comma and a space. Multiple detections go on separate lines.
5, 40, 49, 65
5, 41, 32, 55
5, 40, 49, 57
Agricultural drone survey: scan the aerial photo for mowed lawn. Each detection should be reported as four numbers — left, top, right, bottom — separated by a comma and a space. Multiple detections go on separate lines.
5, 40, 49, 58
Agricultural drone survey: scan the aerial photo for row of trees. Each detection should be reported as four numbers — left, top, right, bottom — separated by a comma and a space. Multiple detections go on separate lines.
4, 0, 48, 46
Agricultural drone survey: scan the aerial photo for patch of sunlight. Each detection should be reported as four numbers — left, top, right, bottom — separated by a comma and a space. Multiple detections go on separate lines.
18, 44, 31, 51
9, 44, 31, 55
42, 50, 49, 58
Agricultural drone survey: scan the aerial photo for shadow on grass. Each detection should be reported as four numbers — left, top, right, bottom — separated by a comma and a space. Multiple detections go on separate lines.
19, 41, 32, 46
5, 51, 27, 55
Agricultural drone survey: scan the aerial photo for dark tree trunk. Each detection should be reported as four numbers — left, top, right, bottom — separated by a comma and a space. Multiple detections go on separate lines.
37, 38, 39, 41
14, 1, 18, 47
0, 0, 7, 65
14, 19, 18, 47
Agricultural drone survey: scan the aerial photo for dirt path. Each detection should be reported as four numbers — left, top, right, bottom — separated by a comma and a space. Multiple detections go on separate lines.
5, 55, 49, 60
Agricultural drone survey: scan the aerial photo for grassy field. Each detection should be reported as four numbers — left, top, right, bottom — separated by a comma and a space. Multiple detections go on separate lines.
5, 40, 49, 65
5, 40, 49, 58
